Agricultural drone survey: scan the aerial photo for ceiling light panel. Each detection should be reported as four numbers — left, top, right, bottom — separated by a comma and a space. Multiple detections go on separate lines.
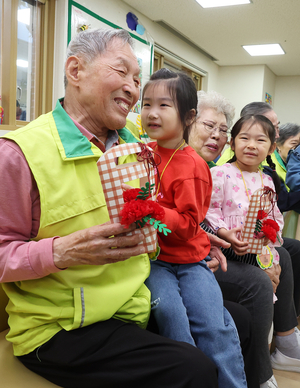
243, 44, 285, 56
196, 0, 251, 8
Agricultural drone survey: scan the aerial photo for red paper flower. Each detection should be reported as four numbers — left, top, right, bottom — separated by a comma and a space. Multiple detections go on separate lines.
252, 187, 281, 244
261, 224, 277, 243
120, 198, 165, 228
148, 201, 165, 221
119, 184, 169, 239
257, 210, 268, 220
120, 199, 151, 227
263, 218, 280, 232
123, 188, 141, 203
254, 211, 280, 244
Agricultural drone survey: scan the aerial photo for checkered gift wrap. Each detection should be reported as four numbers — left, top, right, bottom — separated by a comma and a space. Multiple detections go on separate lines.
97, 143, 157, 253
241, 188, 272, 254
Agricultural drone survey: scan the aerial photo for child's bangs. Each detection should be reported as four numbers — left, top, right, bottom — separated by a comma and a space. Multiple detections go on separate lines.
142, 77, 178, 106
252, 116, 276, 143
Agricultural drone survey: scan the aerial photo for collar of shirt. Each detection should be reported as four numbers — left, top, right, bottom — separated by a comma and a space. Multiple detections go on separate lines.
69, 116, 119, 153
58, 97, 119, 152
59, 99, 120, 155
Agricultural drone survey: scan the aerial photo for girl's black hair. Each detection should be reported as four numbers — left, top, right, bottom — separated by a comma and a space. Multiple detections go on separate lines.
142, 68, 197, 143
228, 114, 281, 194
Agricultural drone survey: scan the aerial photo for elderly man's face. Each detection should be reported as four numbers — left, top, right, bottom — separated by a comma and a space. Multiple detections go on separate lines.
263, 109, 280, 139
79, 38, 140, 133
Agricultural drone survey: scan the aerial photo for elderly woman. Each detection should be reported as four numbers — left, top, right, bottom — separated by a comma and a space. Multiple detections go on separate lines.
286, 136, 300, 192
189, 90, 233, 168
189, 91, 300, 388
274, 123, 300, 239
276, 123, 300, 168
276, 122, 300, 197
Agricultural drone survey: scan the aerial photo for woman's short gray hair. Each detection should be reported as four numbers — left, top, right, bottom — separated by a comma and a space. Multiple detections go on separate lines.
277, 123, 300, 147
196, 90, 235, 128
64, 28, 134, 88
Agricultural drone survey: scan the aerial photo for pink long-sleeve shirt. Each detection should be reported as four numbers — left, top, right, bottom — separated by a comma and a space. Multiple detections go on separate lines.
0, 117, 117, 283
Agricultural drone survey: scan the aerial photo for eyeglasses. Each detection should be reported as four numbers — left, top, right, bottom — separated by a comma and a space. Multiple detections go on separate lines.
198, 121, 229, 138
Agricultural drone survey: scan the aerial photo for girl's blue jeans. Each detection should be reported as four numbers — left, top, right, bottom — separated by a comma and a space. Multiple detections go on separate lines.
145, 258, 247, 388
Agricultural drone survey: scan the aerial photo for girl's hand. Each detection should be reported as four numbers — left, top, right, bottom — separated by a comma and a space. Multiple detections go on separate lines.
121, 183, 134, 191
265, 264, 281, 293
217, 227, 249, 256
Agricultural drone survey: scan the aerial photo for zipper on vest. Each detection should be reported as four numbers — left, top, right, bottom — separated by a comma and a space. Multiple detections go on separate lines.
80, 287, 85, 328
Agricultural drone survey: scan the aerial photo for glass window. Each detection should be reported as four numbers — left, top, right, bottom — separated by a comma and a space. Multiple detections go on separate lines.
17, 0, 39, 122
0, 0, 54, 130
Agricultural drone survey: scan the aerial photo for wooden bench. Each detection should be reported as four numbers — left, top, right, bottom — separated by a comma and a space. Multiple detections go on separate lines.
0, 285, 60, 387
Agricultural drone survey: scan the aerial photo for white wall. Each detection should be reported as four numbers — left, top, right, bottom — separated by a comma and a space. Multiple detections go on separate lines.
52, 0, 68, 105
52, 0, 300, 127
216, 65, 265, 122
74, 0, 221, 88
52, 0, 222, 103
274, 76, 300, 124
262, 65, 276, 104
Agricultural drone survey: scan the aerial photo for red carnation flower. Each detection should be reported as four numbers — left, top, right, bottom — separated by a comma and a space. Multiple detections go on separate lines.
147, 201, 165, 221
261, 224, 277, 243
263, 218, 280, 232
257, 210, 268, 220
120, 199, 151, 227
123, 188, 141, 203
120, 198, 165, 228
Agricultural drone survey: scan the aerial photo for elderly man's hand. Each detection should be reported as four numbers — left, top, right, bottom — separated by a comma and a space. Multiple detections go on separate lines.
53, 222, 146, 269
206, 233, 230, 272
265, 263, 281, 293
206, 257, 222, 273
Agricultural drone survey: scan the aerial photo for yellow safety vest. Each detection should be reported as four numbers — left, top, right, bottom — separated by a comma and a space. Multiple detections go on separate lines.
3, 100, 150, 356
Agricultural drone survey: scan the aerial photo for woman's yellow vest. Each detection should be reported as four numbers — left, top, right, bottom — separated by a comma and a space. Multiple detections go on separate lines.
271, 150, 289, 191
3, 100, 151, 356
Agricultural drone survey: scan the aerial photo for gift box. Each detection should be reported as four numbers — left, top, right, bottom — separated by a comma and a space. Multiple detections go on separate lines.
97, 143, 157, 253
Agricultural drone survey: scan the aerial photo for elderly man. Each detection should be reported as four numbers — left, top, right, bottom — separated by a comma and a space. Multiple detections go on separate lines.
0, 29, 218, 388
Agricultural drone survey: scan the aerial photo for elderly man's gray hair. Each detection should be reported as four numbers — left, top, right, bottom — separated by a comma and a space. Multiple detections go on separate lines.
64, 29, 134, 88
197, 90, 235, 129
240, 101, 273, 118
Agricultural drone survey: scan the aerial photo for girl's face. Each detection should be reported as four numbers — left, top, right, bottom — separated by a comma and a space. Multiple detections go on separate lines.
190, 108, 228, 162
231, 122, 276, 172
141, 82, 184, 148
277, 134, 300, 163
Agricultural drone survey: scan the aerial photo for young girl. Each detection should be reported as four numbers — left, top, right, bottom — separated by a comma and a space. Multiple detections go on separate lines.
205, 114, 284, 276
141, 68, 247, 388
